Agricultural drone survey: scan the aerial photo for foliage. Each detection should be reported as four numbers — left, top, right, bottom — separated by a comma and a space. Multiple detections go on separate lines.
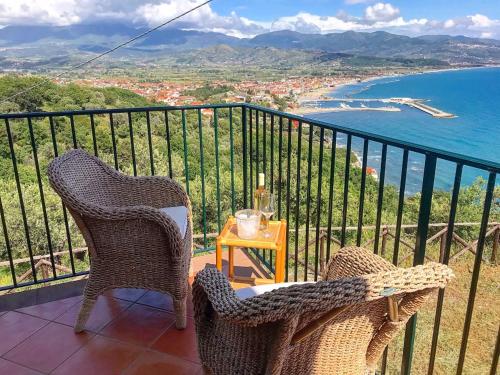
182, 84, 234, 101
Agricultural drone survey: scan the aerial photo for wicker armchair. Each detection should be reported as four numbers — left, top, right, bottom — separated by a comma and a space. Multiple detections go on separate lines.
48, 149, 193, 332
192, 247, 454, 375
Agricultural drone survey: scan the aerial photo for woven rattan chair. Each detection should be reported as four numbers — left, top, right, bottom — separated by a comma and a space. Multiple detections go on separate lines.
192, 246, 453, 375
48, 149, 193, 332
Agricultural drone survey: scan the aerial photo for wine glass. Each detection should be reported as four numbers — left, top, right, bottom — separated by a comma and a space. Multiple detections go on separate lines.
259, 193, 275, 238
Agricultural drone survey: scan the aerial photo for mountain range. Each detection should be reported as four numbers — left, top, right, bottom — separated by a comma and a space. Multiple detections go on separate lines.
1, 23, 500, 66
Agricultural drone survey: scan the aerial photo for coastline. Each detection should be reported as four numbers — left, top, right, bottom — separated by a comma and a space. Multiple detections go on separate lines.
292, 65, 497, 115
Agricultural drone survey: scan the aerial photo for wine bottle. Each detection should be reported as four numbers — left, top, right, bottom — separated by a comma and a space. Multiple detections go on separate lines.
253, 173, 268, 228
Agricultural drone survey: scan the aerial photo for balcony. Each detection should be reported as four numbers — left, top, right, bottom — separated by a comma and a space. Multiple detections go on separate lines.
0, 104, 498, 374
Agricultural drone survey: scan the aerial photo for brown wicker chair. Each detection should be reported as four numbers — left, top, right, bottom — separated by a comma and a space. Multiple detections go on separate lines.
48, 149, 193, 332
192, 247, 454, 375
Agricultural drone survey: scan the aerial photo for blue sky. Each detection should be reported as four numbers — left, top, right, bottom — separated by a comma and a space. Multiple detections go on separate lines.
0, 0, 499, 39
212, 0, 500, 21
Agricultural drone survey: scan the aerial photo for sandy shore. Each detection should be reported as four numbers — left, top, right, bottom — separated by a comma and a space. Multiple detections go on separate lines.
297, 86, 335, 103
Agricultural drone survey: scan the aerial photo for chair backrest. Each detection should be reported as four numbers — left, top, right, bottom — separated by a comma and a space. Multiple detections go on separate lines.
48, 148, 127, 210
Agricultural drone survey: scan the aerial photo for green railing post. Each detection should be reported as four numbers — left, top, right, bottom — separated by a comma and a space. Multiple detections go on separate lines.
181, 109, 190, 194
242, 106, 248, 208
213, 108, 222, 232
401, 154, 437, 375
197, 109, 208, 249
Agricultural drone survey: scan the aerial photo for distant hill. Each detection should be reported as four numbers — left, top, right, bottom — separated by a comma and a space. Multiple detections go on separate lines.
1, 23, 500, 66
248, 30, 500, 64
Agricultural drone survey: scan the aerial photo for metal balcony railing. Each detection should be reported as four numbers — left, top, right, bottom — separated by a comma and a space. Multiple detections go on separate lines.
0, 103, 498, 374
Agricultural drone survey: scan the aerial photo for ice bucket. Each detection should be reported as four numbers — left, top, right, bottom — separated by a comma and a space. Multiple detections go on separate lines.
235, 209, 261, 239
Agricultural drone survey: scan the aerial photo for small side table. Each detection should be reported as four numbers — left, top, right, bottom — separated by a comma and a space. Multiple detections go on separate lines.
216, 217, 287, 283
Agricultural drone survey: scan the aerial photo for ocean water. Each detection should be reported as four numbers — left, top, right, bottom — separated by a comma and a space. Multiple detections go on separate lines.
307, 67, 500, 194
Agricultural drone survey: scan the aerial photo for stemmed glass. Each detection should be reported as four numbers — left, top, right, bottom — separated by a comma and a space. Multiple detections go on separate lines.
259, 193, 275, 238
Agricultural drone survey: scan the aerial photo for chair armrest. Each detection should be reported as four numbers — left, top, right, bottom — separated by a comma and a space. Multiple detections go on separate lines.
323, 246, 396, 280
362, 262, 453, 299
75, 204, 188, 257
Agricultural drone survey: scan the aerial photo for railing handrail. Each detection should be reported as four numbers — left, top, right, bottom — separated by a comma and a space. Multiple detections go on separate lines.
0, 103, 243, 119
2, 103, 498, 173
246, 103, 500, 173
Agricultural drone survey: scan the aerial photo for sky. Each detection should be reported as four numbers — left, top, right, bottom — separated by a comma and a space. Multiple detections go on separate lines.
0, 0, 499, 39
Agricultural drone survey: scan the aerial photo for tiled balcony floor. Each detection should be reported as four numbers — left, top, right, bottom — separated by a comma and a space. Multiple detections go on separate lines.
0, 250, 273, 374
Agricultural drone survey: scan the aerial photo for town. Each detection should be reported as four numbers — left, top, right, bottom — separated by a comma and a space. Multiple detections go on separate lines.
54, 73, 392, 111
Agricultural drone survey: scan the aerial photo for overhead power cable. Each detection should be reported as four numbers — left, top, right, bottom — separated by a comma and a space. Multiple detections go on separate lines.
0, 0, 213, 106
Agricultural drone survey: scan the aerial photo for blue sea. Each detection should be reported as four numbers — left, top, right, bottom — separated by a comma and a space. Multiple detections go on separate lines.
307, 67, 500, 194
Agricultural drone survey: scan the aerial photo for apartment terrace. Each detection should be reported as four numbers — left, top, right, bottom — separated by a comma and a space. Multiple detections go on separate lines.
0, 103, 498, 374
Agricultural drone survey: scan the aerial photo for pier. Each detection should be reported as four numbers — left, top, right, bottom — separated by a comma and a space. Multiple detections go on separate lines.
403, 100, 456, 118
302, 97, 456, 118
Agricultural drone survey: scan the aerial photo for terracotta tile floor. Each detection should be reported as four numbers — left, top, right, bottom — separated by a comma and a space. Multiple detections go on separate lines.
0, 250, 272, 374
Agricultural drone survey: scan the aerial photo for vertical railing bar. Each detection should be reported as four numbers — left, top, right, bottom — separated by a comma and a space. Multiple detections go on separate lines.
356, 139, 369, 246
340, 134, 352, 247
49, 116, 75, 276
89, 114, 98, 156
0, 196, 17, 286
304, 124, 314, 282
28, 117, 57, 279
127, 112, 137, 176
401, 154, 437, 375
249, 110, 253, 207
294, 121, 303, 282
146, 111, 155, 175
270, 114, 275, 194
197, 109, 208, 249
214, 108, 222, 233
380, 147, 404, 375
181, 109, 190, 194
393, 149, 409, 265
268, 113, 274, 269
263, 112, 267, 180
456, 172, 496, 375
255, 110, 259, 189
314, 127, 325, 281
109, 113, 118, 170
381, 349, 389, 375
427, 163, 462, 375
285, 119, 292, 281
326, 131, 337, 261
69, 115, 77, 149
229, 107, 236, 215
374, 143, 388, 254
5, 119, 37, 282
257, 111, 272, 264
164, 111, 173, 179
490, 325, 500, 375
242, 107, 248, 208
278, 116, 283, 219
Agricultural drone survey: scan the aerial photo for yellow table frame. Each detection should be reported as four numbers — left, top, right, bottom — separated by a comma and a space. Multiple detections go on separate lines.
216, 217, 287, 283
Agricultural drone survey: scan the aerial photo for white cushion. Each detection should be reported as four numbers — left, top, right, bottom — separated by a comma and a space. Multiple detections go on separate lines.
235, 281, 314, 300
159, 206, 188, 239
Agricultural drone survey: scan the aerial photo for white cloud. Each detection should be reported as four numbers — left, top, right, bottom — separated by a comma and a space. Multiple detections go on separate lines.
0, 0, 498, 40
364, 3, 400, 23
271, 12, 367, 34
0, 0, 83, 26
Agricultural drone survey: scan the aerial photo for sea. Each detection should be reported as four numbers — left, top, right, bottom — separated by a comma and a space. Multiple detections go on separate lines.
307, 67, 500, 194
